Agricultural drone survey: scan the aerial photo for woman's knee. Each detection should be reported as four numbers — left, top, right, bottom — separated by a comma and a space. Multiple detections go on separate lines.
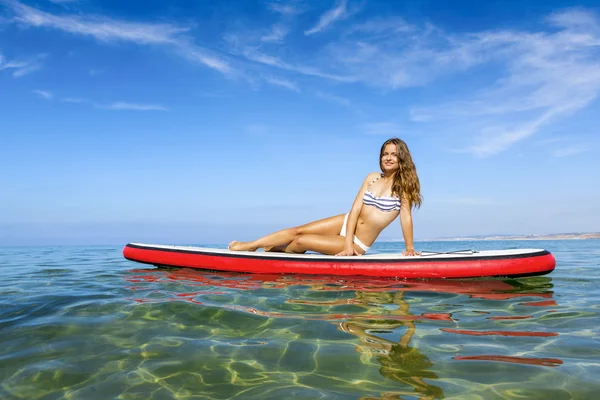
290, 226, 302, 237
286, 235, 306, 252
297, 234, 311, 246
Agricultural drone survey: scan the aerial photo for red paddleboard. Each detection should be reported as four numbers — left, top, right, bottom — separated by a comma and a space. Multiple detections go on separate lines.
122, 243, 556, 279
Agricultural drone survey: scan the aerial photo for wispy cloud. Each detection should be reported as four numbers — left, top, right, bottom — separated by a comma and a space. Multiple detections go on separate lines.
305, 0, 348, 35
261, 1, 304, 44
32, 89, 53, 99
31, 91, 168, 111
61, 97, 85, 103
261, 23, 289, 43
264, 76, 300, 92
47, 0, 79, 9
242, 48, 355, 82
346, 17, 414, 37
267, 2, 302, 16
7, 1, 184, 44
553, 144, 589, 157
397, 10, 600, 156
2, 0, 232, 75
296, 9, 600, 162
315, 91, 352, 108
175, 44, 232, 75
99, 102, 168, 111
537, 137, 566, 145
241, 49, 286, 69
0, 50, 46, 77
4, 0, 599, 158
224, 7, 353, 81
547, 8, 599, 29
461, 112, 556, 157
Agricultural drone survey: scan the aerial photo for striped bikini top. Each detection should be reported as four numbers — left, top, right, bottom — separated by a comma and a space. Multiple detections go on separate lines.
363, 174, 401, 212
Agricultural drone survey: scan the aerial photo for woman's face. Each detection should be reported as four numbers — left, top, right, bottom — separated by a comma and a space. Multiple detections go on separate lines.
381, 143, 400, 173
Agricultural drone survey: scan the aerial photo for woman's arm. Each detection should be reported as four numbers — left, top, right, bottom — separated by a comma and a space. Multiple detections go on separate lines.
336, 172, 380, 256
399, 191, 419, 256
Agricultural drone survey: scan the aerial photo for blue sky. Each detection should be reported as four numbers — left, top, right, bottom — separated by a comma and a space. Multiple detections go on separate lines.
1, 0, 599, 246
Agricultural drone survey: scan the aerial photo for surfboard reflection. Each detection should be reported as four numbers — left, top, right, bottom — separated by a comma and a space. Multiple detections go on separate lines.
125, 269, 560, 399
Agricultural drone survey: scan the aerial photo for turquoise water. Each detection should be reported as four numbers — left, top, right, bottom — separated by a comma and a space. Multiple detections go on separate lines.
1, 240, 599, 399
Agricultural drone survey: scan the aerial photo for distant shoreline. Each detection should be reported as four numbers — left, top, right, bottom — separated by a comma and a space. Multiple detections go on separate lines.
422, 233, 600, 241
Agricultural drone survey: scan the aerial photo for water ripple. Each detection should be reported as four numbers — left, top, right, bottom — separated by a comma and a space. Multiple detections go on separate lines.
0, 241, 599, 399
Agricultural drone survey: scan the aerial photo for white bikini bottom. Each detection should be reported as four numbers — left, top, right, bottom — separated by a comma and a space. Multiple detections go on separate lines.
340, 213, 370, 253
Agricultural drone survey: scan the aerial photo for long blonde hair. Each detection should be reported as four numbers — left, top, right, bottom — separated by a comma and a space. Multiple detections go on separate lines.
379, 138, 423, 210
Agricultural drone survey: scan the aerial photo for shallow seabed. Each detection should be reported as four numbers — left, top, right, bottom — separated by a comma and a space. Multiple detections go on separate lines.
1, 240, 599, 399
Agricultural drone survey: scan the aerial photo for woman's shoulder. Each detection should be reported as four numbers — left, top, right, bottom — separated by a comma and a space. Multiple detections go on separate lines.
364, 171, 382, 181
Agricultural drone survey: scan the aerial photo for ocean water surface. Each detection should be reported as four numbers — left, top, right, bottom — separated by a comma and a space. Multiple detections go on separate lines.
1, 240, 599, 399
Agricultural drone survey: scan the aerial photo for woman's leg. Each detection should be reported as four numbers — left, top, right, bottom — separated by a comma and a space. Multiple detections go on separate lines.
263, 244, 287, 253
228, 213, 346, 251
284, 234, 366, 255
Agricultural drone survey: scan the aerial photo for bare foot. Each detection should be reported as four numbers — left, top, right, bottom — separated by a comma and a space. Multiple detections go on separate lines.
228, 241, 258, 251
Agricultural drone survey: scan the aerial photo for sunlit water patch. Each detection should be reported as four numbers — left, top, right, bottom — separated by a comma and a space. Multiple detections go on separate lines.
1, 240, 599, 399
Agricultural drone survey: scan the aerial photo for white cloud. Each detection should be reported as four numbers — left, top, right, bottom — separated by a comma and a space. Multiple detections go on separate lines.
175, 44, 233, 75
8, 1, 184, 44
4, 1, 599, 158
264, 76, 300, 92
462, 112, 555, 157
261, 1, 304, 44
243, 49, 286, 68
399, 10, 600, 156
99, 102, 168, 111
242, 48, 354, 82
47, 0, 79, 9
537, 137, 566, 145
24, 84, 169, 110
261, 23, 289, 43
346, 17, 414, 37
553, 144, 589, 157
255, 3, 304, 44
43, 95, 168, 111
325, 30, 491, 89
0, 50, 46, 77
61, 97, 85, 103
315, 91, 352, 108
32, 89, 53, 99
305, 0, 348, 35
2, 0, 232, 75
547, 8, 600, 30
12, 64, 40, 77
267, 2, 302, 16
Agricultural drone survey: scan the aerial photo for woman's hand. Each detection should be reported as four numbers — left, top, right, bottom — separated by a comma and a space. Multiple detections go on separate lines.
336, 247, 358, 256
403, 248, 421, 256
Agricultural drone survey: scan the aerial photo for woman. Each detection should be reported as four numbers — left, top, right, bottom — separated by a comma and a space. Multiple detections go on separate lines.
228, 138, 423, 256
